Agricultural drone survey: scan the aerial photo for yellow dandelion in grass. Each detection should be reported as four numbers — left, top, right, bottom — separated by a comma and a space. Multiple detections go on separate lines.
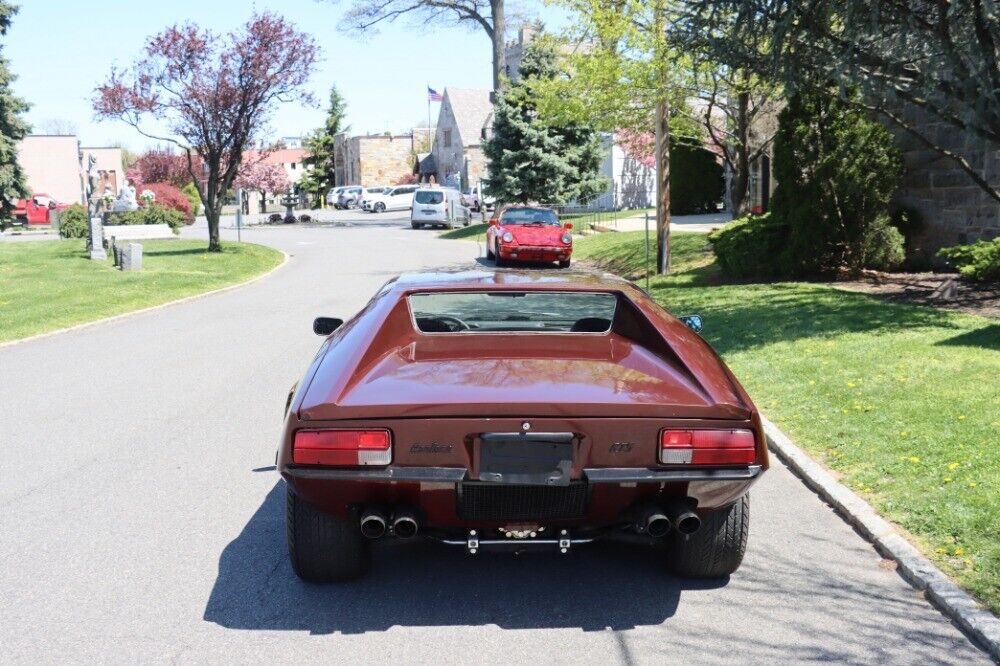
943, 477, 953, 483
808, 380, 816, 385
954, 547, 965, 556
908, 456, 921, 464
935, 547, 947, 554
969, 482, 978, 488
947, 462, 960, 471
957, 415, 966, 421
964, 559, 973, 568
900, 431, 909, 438
847, 381, 857, 388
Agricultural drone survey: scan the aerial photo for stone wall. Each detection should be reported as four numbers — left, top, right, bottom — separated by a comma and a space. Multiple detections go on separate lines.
336, 134, 418, 187
891, 107, 1000, 258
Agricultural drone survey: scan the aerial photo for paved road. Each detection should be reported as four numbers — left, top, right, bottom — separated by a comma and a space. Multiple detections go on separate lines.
0, 219, 988, 664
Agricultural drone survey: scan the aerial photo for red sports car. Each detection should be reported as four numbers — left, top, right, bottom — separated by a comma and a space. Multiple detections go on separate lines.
279, 270, 767, 582
485, 205, 574, 268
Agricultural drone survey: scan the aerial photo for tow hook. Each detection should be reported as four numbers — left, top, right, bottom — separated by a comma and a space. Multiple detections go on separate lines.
467, 530, 479, 554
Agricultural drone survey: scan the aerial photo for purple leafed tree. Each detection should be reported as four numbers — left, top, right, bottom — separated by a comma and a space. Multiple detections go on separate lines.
235, 161, 290, 196
94, 13, 318, 251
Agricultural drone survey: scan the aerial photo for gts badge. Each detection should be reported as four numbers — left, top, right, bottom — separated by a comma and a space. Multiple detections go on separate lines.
609, 442, 634, 454
410, 443, 453, 454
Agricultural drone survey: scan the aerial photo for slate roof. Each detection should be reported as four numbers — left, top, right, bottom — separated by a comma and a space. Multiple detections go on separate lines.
444, 88, 493, 148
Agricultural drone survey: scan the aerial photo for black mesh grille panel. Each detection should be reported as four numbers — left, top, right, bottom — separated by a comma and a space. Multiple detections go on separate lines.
457, 482, 588, 521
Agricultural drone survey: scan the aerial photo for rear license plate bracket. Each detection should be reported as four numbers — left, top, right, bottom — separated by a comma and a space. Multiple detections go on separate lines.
478, 435, 573, 486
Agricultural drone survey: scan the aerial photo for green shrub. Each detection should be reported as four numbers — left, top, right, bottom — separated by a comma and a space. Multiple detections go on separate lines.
106, 205, 183, 233
770, 86, 904, 277
671, 139, 724, 215
709, 212, 789, 279
859, 215, 906, 270
58, 204, 89, 239
181, 182, 201, 217
938, 238, 1000, 281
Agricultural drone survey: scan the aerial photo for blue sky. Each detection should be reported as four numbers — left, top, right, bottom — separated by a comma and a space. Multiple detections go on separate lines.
7, 0, 567, 149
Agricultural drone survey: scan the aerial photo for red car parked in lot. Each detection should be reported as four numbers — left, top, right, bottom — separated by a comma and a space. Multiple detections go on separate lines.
485, 205, 574, 268
13, 194, 70, 226
279, 270, 767, 582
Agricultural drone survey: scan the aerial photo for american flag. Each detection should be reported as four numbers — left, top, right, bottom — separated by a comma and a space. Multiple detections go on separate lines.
427, 87, 443, 102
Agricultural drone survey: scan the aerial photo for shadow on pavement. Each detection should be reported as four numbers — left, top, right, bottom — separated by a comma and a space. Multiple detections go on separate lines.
203, 481, 720, 634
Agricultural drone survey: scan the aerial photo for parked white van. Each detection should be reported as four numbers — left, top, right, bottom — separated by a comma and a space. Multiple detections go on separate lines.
410, 187, 471, 229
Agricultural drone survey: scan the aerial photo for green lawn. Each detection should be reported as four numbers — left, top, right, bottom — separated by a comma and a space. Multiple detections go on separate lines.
577, 230, 1000, 613
440, 223, 488, 241
0, 239, 284, 343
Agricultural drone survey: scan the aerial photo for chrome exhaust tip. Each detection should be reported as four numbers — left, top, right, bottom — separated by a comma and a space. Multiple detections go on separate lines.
360, 509, 387, 539
636, 505, 672, 538
392, 509, 419, 539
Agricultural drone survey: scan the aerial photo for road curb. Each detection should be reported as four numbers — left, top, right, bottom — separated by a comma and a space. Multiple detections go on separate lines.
0, 247, 290, 350
761, 416, 1000, 660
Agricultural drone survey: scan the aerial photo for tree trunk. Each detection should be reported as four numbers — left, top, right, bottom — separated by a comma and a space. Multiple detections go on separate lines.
490, 0, 506, 93
732, 91, 752, 218
206, 170, 221, 252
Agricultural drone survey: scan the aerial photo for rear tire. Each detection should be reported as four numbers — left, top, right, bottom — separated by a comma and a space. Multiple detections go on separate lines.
411, 222, 422, 229
666, 494, 749, 578
374, 202, 386, 213
286, 486, 370, 582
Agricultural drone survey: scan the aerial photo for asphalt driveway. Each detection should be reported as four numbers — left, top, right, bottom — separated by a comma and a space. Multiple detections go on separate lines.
0, 221, 989, 663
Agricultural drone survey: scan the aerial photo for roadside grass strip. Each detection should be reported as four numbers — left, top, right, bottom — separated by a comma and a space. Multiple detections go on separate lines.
0, 239, 284, 343
440, 223, 488, 241
576, 230, 1000, 616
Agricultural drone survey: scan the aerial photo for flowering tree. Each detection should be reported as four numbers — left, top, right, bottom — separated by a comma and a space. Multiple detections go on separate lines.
127, 149, 203, 190
94, 13, 318, 251
235, 161, 290, 202
617, 129, 656, 169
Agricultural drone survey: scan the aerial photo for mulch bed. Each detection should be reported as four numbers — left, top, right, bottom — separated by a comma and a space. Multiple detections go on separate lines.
828, 270, 1000, 319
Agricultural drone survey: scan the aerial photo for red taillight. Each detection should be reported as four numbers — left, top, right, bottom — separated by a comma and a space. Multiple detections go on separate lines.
293, 429, 392, 466
659, 429, 756, 465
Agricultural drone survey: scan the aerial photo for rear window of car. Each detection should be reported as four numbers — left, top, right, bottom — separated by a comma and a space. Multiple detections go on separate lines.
409, 291, 617, 333
415, 191, 444, 205
501, 208, 559, 225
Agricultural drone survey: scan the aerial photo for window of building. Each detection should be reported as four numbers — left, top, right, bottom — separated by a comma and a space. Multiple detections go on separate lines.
291, 162, 297, 170
443, 130, 452, 148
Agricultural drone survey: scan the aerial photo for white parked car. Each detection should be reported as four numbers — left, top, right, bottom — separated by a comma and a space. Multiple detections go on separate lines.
326, 187, 346, 206
359, 186, 391, 211
410, 187, 470, 229
465, 184, 495, 212
367, 184, 419, 213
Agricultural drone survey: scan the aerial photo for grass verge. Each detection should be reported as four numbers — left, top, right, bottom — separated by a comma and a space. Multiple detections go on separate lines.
0, 239, 284, 343
577, 230, 1000, 613
440, 222, 488, 241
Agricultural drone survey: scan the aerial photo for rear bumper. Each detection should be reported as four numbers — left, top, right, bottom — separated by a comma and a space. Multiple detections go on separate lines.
282, 464, 763, 527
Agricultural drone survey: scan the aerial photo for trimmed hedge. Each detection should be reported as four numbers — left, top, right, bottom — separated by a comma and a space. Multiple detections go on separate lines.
57, 204, 89, 239
671, 139, 724, 215
938, 238, 1000, 281
107, 205, 184, 233
708, 213, 788, 279
142, 183, 193, 224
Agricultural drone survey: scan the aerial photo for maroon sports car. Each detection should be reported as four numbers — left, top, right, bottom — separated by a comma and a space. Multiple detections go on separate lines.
279, 270, 768, 582
485, 205, 574, 268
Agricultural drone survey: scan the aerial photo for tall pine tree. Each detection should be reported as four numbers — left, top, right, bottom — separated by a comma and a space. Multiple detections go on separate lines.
484, 40, 606, 205
0, 2, 29, 224
301, 85, 348, 200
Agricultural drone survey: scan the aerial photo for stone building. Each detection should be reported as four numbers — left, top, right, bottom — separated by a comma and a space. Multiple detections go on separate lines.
16, 135, 85, 204
334, 132, 429, 187
429, 88, 493, 191
890, 107, 1000, 257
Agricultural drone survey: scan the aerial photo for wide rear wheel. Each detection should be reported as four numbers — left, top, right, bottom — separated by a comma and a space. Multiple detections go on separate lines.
666, 494, 749, 578
374, 202, 386, 213
286, 486, 370, 582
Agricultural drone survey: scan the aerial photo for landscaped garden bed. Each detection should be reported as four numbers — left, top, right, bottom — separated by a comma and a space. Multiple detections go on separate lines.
576, 230, 1000, 614
0, 239, 284, 343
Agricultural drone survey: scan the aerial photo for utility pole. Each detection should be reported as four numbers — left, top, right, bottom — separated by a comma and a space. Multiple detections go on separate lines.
654, 0, 671, 274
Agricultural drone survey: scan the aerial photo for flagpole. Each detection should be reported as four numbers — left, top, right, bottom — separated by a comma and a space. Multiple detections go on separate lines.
427, 82, 431, 149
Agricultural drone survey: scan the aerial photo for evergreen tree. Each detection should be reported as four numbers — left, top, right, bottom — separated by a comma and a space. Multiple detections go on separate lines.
0, 2, 30, 224
301, 86, 348, 199
771, 86, 905, 276
483, 41, 607, 205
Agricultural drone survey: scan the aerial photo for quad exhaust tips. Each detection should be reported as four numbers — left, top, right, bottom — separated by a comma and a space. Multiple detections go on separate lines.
360, 509, 388, 539
666, 499, 702, 535
392, 509, 419, 539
